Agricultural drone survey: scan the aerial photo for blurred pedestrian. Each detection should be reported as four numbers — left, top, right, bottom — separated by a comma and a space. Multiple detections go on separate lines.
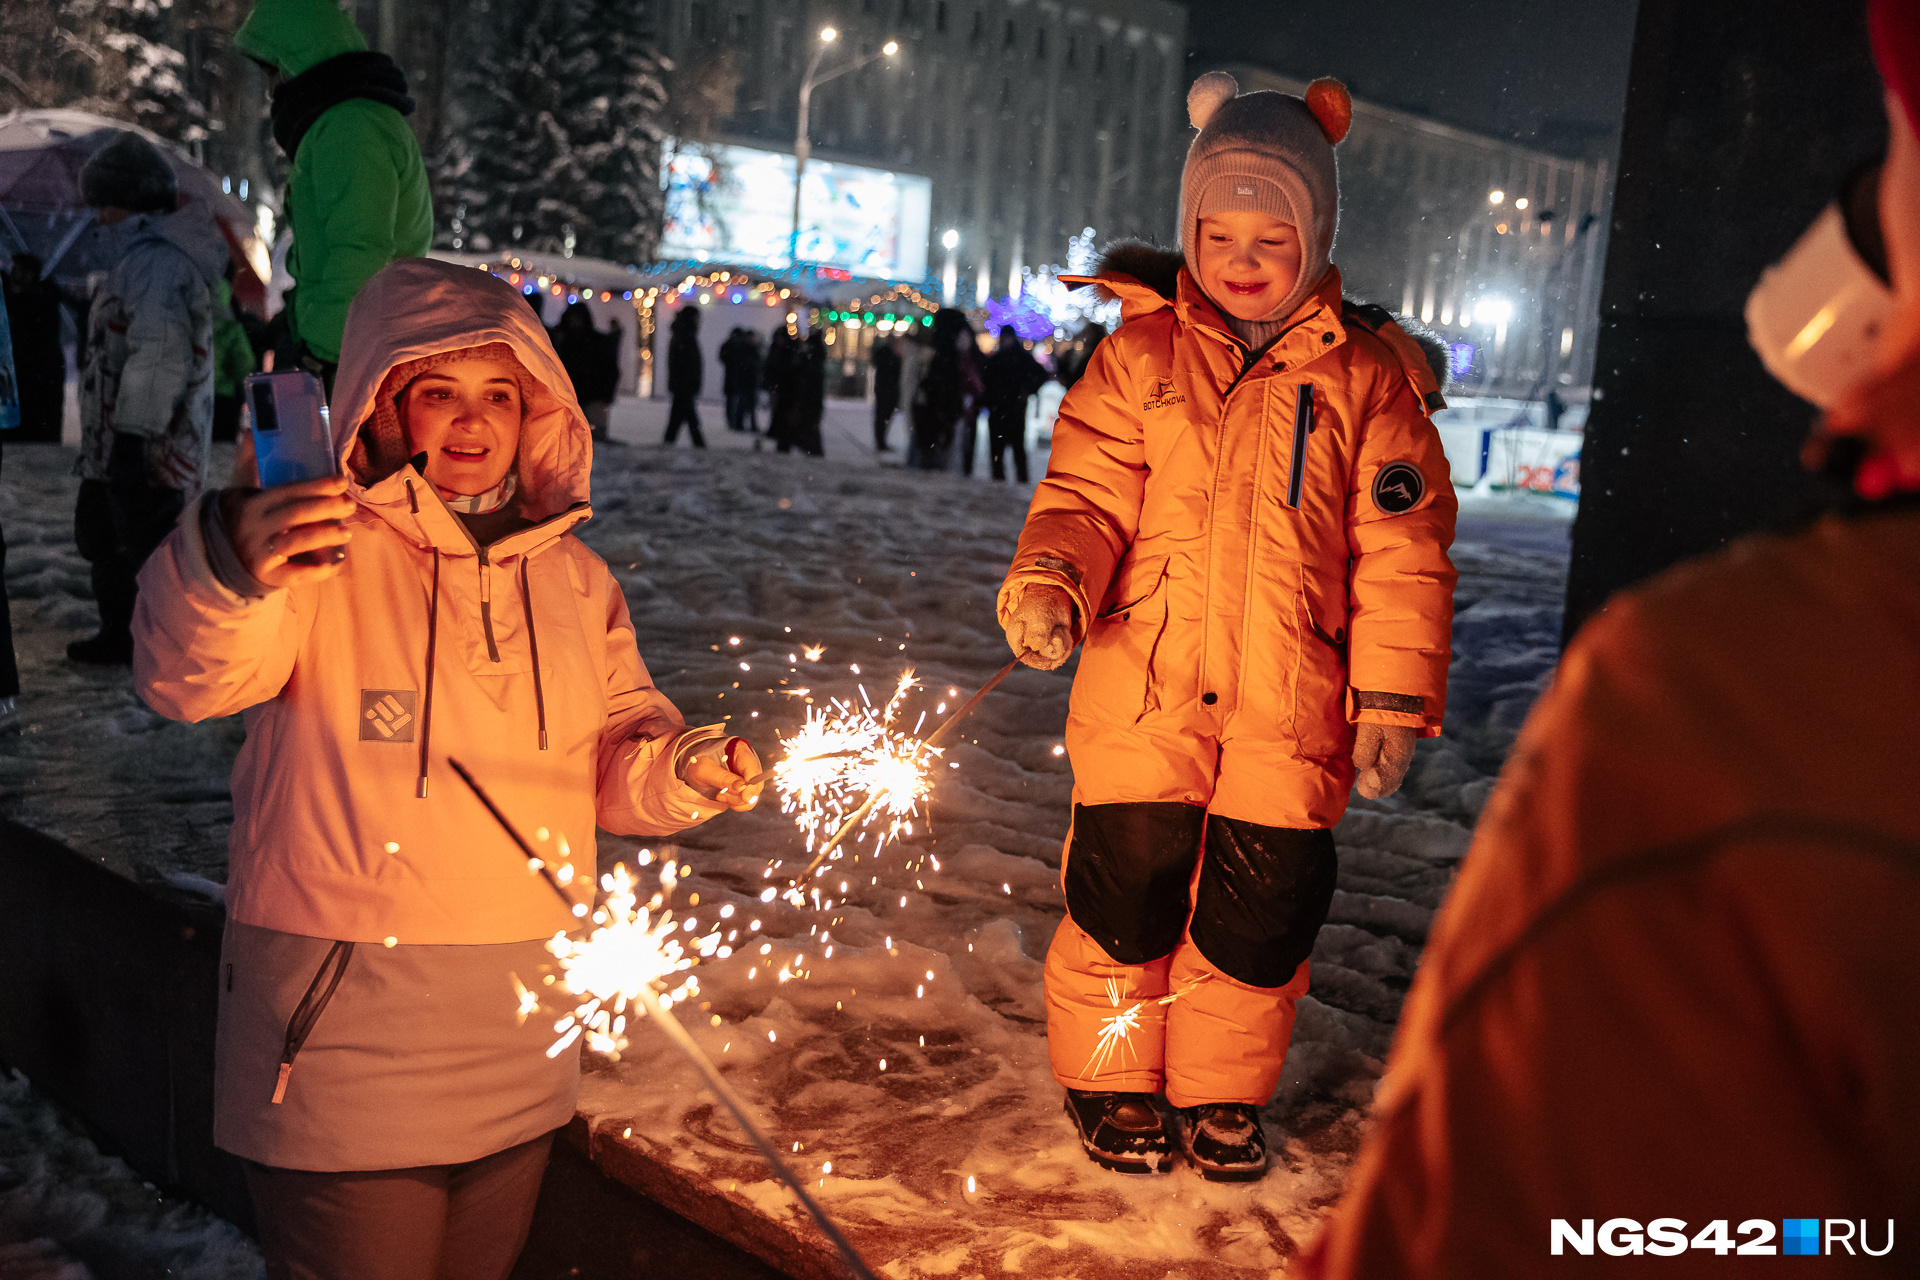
1056, 319, 1108, 393
3, 254, 66, 443
550, 302, 620, 441
786, 328, 828, 457
212, 264, 258, 443
981, 324, 1047, 482
764, 326, 800, 451
236, 0, 432, 391
910, 308, 981, 472
720, 327, 762, 433
69, 132, 228, 666
663, 306, 705, 448
1299, 6, 1920, 1269
871, 334, 902, 452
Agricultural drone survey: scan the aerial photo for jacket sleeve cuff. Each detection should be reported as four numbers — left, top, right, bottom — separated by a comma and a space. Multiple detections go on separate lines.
200, 490, 278, 600
1349, 689, 1443, 736
997, 560, 1091, 644
173, 493, 280, 613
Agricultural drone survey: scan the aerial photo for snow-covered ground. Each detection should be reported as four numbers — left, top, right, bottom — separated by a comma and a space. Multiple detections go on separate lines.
0, 397, 1571, 1278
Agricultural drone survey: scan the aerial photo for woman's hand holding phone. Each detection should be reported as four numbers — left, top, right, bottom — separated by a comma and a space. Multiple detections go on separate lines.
223, 476, 355, 589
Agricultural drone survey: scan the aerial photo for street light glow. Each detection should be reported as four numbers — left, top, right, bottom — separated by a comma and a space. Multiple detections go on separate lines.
941, 229, 960, 250
1489, 190, 1505, 205
883, 40, 899, 55
1515, 197, 1529, 210
820, 26, 837, 42
1474, 298, 1513, 325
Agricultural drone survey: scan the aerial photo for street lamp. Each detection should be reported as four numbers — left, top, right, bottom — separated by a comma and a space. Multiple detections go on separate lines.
790, 28, 901, 264
941, 229, 960, 304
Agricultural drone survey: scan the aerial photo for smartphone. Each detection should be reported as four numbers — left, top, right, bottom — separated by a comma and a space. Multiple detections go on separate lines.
245, 371, 336, 487
244, 371, 341, 566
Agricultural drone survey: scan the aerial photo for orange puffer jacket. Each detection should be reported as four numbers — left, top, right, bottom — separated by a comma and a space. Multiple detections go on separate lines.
998, 254, 1457, 828
133, 259, 720, 946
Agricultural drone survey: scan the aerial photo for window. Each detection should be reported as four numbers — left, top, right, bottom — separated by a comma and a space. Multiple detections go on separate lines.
1095, 43, 1105, 72
1067, 35, 1076, 67
970, 8, 984, 42
936, 1, 947, 32
1035, 27, 1046, 59
1004, 19, 1016, 48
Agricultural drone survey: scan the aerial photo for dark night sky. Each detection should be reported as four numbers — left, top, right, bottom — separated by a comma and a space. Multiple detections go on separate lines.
1185, 0, 1642, 155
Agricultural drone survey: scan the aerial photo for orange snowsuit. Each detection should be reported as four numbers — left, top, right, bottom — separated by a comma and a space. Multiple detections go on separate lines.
998, 253, 1457, 1106
1297, 510, 1920, 1277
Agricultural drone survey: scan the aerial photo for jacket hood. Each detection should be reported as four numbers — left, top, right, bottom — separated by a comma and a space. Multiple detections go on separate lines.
235, 0, 368, 77
129, 201, 231, 286
333, 259, 593, 530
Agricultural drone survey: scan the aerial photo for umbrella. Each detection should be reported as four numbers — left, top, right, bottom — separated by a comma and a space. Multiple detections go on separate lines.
0, 109, 268, 313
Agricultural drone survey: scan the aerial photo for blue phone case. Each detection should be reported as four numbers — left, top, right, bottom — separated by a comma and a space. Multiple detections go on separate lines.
246, 371, 336, 487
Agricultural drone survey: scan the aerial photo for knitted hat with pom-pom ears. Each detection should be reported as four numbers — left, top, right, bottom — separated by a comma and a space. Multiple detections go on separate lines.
1180, 71, 1352, 325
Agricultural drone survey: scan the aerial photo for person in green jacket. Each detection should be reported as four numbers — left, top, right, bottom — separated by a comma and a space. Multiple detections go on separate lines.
212, 273, 257, 442
235, 0, 432, 387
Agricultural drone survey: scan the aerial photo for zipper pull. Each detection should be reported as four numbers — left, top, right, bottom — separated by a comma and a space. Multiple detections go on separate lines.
477, 547, 501, 663
272, 1060, 292, 1105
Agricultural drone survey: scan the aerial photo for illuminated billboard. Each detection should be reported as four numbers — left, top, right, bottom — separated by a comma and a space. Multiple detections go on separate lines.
662, 140, 931, 280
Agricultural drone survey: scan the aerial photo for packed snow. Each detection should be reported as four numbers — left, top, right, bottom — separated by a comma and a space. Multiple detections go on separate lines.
0, 397, 1572, 1277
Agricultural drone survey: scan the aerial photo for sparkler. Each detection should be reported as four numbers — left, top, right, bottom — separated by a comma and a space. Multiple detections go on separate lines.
778, 658, 1026, 894
1083, 975, 1209, 1080
451, 758, 877, 1280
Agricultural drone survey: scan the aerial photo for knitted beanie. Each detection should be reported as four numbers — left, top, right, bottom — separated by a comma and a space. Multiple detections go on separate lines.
79, 132, 178, 215
1180, 72, 1353, 327
349, 341, 541, 485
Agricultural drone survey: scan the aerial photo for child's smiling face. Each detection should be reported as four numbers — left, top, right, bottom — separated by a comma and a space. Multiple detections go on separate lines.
401, 358, 523, 496
1196, 212, 1304, 322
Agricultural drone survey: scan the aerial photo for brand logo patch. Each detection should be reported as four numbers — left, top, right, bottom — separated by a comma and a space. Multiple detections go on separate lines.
360, 690, 417, 742
1142, 376, 1186, 411
1372, 462, 1425, 514
1234, 184, 1256, 197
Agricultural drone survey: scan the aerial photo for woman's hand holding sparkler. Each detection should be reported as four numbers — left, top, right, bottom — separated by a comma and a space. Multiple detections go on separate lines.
686, 737, 764, 812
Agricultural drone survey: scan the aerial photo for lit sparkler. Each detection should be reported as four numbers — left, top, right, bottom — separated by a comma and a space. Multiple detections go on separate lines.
1084, 975, 1210, 1080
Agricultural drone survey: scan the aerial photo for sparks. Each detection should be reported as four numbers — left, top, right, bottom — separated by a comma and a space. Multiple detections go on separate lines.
768, 669, 934, 872
543, 863, 710, 1060
1083, 975, 1208, 1080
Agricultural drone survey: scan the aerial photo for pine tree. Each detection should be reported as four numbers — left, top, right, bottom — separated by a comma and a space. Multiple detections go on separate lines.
446, 0, 598, 256
92, 0, 210, 143
570, 0, 668, 265
1, 0, 209, 144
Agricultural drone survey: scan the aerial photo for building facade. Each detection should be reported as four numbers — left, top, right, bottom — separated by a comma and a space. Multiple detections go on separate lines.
654, 0, 1189, 303
1224, 64, 1615, 398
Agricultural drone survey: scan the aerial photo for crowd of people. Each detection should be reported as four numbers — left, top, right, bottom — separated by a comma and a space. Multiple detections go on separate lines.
3, 0, 1915, 1274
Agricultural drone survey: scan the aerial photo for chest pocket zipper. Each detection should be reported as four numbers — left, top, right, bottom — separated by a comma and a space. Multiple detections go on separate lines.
1286, 384, 1315, 508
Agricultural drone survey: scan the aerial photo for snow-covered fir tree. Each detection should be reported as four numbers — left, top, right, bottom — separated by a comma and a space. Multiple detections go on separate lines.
443, 0, 667, 261
95, 0, 209, 143
1, 0, 209, 144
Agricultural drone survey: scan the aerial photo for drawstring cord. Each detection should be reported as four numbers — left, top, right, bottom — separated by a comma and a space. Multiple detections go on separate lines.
418, 553, 439, 798
520, 558, 549, 750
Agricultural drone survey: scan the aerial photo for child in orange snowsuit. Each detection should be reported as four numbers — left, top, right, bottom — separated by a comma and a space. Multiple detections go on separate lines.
997, 72, 1457, 1180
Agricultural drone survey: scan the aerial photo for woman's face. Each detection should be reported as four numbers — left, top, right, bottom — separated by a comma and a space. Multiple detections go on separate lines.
401, 358, 523, 496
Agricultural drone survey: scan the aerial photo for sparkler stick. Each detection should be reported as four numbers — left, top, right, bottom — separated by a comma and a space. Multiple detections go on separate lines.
637, 991, 879, 1280
449, 757, 574, 908
787, 658, 1027, 885
452, 759, 877, 1280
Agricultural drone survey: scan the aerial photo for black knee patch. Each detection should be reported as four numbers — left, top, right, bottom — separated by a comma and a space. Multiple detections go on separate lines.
1190, 818, 1337, 988
1063, 801, 1205, 965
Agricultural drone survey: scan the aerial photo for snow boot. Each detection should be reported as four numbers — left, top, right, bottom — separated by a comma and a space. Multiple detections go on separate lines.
1063, 1090, 1174, 1175
1175, 1103, 1269, 1182
66, 632, 134, 665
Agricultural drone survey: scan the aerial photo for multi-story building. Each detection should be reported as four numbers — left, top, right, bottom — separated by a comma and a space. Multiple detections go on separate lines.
1220, 64, 1614, 398
654, 0, 1189, 300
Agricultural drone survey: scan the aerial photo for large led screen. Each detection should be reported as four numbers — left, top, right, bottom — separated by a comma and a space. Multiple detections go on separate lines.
662, 140, 931, 280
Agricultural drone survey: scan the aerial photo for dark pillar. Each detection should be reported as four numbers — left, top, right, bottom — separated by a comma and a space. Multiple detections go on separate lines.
1563, 0, 1884, 639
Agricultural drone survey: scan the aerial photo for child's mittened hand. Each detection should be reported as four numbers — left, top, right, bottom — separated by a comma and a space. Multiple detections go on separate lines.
1353, 723, 1417, 799
1006, 584, 1076, 669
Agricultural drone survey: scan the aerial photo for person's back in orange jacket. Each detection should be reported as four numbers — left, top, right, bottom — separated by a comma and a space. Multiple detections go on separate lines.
1300, 2, 1920, 1268
996, 72, 1457, 1181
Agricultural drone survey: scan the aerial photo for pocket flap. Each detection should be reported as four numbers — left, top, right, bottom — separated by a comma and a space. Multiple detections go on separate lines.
1097, 555, 1169, 621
